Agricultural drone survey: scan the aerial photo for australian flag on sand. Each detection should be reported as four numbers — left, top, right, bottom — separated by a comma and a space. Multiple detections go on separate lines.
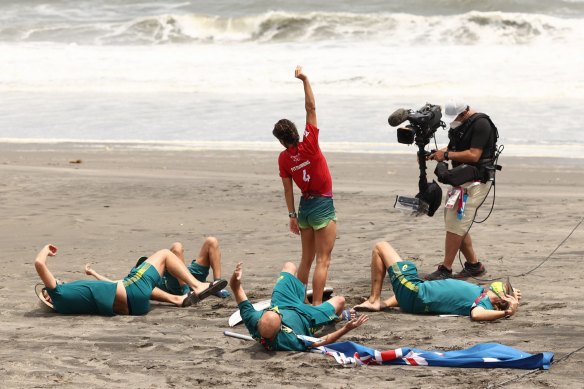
298, 336, 553, 370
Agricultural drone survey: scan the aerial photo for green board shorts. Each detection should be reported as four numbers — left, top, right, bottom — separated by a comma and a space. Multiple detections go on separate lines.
272, 272, 337, 326
123, 262, 161, 315
159, 261, 210, 295
387, 261, 426, 314
298, 196, 337, 230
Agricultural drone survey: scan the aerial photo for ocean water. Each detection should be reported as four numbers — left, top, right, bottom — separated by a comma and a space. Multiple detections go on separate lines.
1, 0, 583, 157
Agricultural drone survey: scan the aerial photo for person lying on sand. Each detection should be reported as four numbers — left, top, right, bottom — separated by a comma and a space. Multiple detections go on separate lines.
86, 239, 230, 306
34, 244, 227, 315
161, 239, 230, 298
354, 242, 521, 321
230, 261, 368, 351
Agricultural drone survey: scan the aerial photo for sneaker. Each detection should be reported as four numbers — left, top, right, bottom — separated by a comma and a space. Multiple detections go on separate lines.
453, 262, 486, 279
424, 265, 452, 280
213, 288, 231, 298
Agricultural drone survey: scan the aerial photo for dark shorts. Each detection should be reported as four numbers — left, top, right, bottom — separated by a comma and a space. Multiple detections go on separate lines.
298, 196, 337, 230
123, 262, 161, 315
387, 261, 426, 314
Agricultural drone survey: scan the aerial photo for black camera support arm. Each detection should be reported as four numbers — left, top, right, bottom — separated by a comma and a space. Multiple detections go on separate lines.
417, 143, 429, 194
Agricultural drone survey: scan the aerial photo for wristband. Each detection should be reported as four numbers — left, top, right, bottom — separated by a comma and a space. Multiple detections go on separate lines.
289, 211, 297, 218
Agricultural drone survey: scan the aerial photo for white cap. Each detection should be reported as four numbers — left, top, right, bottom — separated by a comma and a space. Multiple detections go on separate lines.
444, 99, 468, 118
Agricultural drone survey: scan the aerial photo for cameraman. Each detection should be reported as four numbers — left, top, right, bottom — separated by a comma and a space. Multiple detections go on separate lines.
425, 100, 498, 280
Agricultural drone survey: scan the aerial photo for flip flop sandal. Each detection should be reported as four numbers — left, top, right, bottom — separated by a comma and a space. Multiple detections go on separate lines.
197, 279, 228, 301
182, 279, 228, 307
181, 291, 200, 307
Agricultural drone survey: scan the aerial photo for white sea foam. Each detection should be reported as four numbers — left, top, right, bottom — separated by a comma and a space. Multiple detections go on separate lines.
1, 138, 583, 159
0, 2, 583, 155
1, 10, 583, 46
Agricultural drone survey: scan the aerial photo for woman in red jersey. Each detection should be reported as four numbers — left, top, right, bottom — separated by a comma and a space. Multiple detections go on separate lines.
272, 66, 337, 306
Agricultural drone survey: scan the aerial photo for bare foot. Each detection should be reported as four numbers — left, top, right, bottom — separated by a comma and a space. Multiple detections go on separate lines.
192, 282, 211, 295
354, 299, 386, 312
382, 295, 399, 308
175, 294, 188, 307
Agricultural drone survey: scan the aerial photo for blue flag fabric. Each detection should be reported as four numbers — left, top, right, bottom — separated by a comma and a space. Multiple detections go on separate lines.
298, 336, 553, 370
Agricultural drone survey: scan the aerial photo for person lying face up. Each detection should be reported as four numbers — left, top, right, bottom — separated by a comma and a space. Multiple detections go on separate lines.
229, 261, 368, 351
34, 244, 227, 316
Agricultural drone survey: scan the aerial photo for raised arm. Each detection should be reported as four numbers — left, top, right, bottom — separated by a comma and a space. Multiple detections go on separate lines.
85, 263, 114, 282
295, 66, 316, 127
309, 315, 369, 348
34, 244, 58, 289
229, 262, 248, 304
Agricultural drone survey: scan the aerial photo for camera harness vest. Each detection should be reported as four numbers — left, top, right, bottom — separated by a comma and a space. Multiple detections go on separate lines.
448, 113, 500, 183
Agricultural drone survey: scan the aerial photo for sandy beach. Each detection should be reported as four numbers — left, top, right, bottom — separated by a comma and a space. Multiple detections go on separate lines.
0, 143, 583, 388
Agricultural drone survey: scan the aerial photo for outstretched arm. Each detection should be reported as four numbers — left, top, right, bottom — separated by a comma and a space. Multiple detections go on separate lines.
309, 315, 369, 348
229, 262, 249, 304
295, 66, 316, 126
34, 244, 58, 289
85, 263, 114, 282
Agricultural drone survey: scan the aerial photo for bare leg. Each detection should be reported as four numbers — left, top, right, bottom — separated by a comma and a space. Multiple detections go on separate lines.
459, 233, 478, 265
170, 241, 186, 261
297, 227, 316, 285
169, 242, 189, 291
150, 287, 185, 307
354, 241, 402, 312
194, 236, 222, 279
443, 231, 465, 270
325, 295, 346, 315
146, 249, 209, 294
282, 261, 297, 275
311, 221, 336, 306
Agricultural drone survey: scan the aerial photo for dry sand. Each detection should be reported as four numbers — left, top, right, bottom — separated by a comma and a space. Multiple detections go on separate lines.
1, 143, 583, 388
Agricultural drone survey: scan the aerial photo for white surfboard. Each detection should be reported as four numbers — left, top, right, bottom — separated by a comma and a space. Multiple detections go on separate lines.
307, 287, 334, 303
228, 299, 271, 327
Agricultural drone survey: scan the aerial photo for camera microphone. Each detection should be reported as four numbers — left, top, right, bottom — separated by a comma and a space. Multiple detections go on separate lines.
388, 108, 410, 127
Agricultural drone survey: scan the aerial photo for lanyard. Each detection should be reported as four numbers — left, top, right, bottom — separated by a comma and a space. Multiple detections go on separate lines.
473, 290, 488, 307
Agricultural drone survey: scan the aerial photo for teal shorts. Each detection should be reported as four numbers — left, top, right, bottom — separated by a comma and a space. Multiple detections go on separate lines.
159, 261, 210, 296
123, 262, 161, 315
298, 196, 337, 230
387, 261, 426, 314
272, 272, 337, 327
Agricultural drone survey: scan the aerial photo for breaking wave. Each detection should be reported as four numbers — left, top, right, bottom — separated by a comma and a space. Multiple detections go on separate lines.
1, 10, 581, 46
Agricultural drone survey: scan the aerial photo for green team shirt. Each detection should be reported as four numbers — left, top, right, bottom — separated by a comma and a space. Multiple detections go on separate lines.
417, 279, 493, 315
238, 300, 310, 351
46, 280, 117, 315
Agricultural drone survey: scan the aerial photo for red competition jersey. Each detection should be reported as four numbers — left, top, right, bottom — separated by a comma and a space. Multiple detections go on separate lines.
278, 123, 333, 198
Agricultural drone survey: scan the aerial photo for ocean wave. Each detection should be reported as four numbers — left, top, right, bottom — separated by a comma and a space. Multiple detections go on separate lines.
1, 138, 583, 158
0, 10, 582, 46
